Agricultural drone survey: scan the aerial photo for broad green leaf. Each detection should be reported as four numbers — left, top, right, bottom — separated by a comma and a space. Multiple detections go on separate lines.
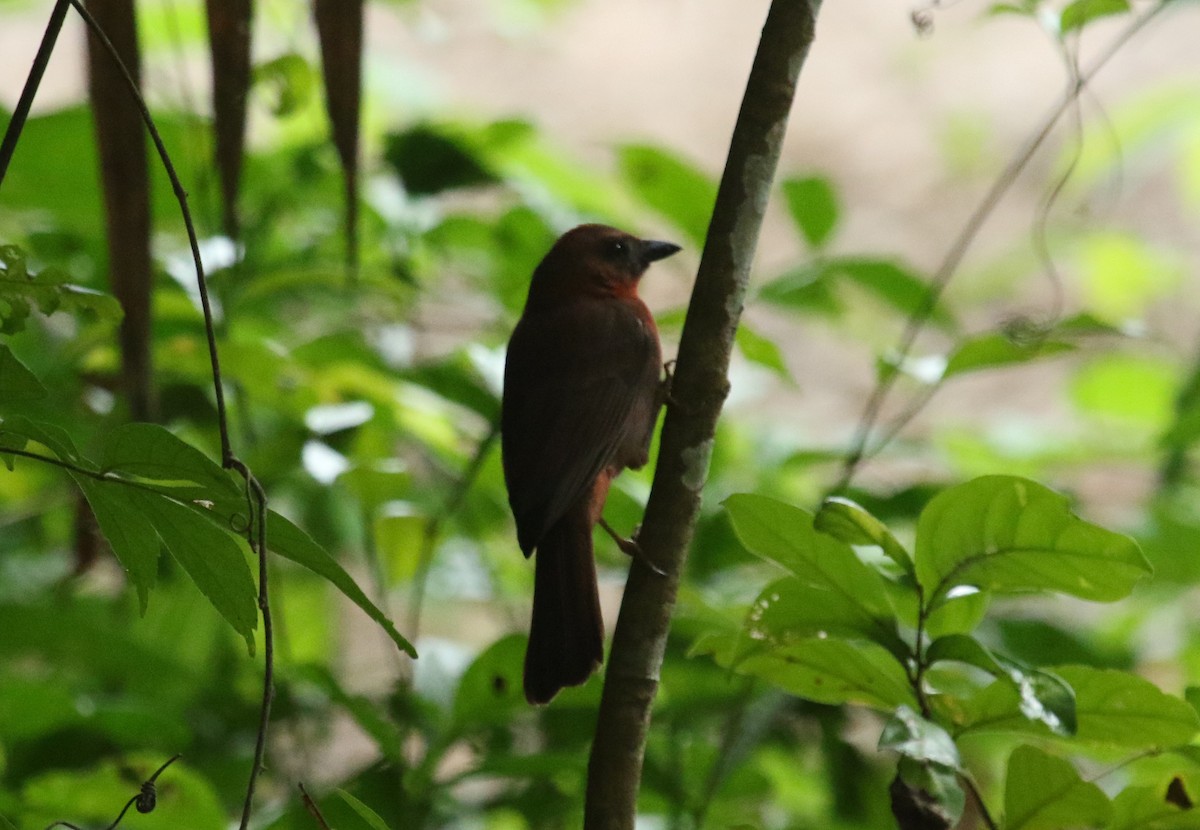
137, 491, 258, 650
736, 323, 792, 380
1060, 0, 1130, 33
958, 666, 1199, 748
0, 344, 47, 405
738, 576, 907, 661
0, 415, 86, 464
72, 475, 160, 613
1004, 745, 1109, 830
942, 332, 1073, 379
619, 143, 715, 246
781, 176, 839, 248
724, 494, 895, 621
266, 511, 416, 657
335, 790, 392, 830
879, 705, 961, 768
814, 496, 914, 574
736, 637, 917, 710
924, 588, 989, 638
100, 423, 239, 496
1108, 777, 1196, 830
914, 475, 1150, 605
926, 634, 1075, 735
1059, 666, 1200, 747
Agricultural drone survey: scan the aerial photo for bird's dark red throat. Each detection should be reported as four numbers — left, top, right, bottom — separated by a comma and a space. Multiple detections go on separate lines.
500, 223, 680, 704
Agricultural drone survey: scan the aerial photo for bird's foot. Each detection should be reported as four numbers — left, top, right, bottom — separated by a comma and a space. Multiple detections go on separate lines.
598, 518, 666, 576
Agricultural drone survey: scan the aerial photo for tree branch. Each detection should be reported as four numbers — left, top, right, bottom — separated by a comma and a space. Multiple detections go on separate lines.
584, 2, 823, 826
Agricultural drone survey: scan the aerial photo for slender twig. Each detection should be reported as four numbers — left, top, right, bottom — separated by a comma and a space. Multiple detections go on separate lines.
233, 460, 273, 830
298, 784, 333, 830
59, 3, 273, 826
831, 1, 1170, 493
407, 419, 500, 642
0, 0, 69, 189
63, 0, 234, 463
584, 2, 822, 825
44, 754, 181, 830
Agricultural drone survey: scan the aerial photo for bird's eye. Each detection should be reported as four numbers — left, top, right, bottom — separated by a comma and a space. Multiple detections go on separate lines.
608, 239, 627, 257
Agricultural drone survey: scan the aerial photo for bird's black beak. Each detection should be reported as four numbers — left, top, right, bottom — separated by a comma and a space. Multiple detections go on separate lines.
639, 239, 682, 265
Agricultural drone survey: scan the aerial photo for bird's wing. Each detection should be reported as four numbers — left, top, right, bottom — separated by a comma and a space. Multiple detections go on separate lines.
501, 299, 659, 555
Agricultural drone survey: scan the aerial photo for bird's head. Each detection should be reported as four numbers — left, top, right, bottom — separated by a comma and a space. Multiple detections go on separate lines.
527, 224, 681, 306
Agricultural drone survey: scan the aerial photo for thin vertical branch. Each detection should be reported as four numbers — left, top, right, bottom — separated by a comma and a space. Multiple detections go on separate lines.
0, 0, 69, 189
831, 1, 1170, 493
584, 2, 823, 826
64, 3, 272, 826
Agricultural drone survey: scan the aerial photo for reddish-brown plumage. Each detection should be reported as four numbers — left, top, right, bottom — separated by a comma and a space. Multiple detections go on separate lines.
501, 224, 681, 704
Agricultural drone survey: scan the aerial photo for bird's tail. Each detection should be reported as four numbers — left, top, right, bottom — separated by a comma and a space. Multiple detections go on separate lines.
524, 502, 604, 704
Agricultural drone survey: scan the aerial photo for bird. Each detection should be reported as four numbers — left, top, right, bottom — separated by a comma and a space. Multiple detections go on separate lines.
501, 223, 681, 704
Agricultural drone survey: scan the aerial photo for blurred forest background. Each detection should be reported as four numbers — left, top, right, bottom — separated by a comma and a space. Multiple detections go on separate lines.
2, 0, 1200, 828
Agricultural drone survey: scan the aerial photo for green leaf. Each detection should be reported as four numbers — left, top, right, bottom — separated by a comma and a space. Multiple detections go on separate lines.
736, 323, 792, 380
0, 245, 121, 334
914, 475, 1150, 605
72, 476, 160, 613
384, 123, 498, 196
335, 790, 392, 830
942, 332, 1074, 379
452, 633, 526, 727
738, 576, 908, 661
1060, 0, 1130, 33
926, 634, 1076, 735
959, 666, 1199, 748
1108, 777, 1196, 830
1004, 745, 1109, 830
266, 511, 416, 657
879, 705, 961, 768
1073, 231, 1180, 321
0, 344, 47, 406
834, 257, 950, 326
619, 143, 716, 246
781, 176, 839, 248
137, 491, 258, 650
724, 494, 895, 622
0, 415, 86, 464
759, 257, 952, 327
814, 496, 914, 575
253, 53, 316, 117
100, 423, 239, 496
924, 588, 989, 638
735, 637, 917, 710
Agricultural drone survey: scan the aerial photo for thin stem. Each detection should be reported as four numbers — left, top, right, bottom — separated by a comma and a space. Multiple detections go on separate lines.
65, 0, 233, 464
62, 3, 272, 825
298, 784, 333, 830
832, 1, 1170, 493
0, 0, 70, 189
233, 461, 273, 830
